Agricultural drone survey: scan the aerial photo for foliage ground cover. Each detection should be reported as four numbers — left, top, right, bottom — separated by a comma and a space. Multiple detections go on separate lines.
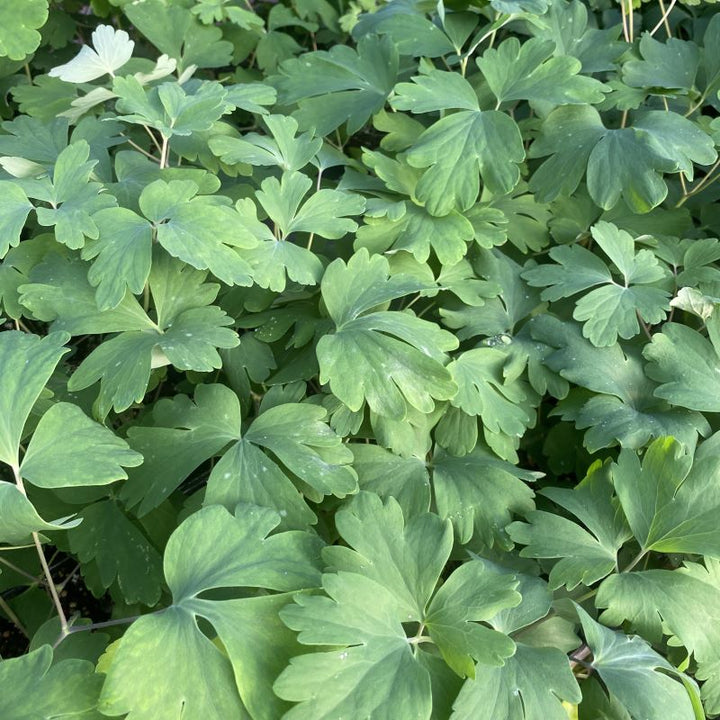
1, 0, 720, 717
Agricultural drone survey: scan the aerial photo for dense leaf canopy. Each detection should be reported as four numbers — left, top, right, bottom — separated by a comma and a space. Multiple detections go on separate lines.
1, 1, 720, 719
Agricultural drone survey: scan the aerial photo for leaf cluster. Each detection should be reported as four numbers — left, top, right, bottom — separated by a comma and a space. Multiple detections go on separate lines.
1, 0, 720, 718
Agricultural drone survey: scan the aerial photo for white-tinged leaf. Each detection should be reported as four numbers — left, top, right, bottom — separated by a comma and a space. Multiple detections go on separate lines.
49, 25, 134, 83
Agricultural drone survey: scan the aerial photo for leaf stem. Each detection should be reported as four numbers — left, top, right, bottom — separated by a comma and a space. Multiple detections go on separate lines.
675, 158, 720, 207
573, 587, 598, 604
123, 135, 160, 163
10, 464, 69, 637
0, 543, 36, 551
620, 0, 630, 43
142, 124, 164, 155
159, 135, 170, 169
67, 614, 142, 634
650, 0, 677, 37
407, 635, 433, 645
0, 556, 44, 585
622, 550, 647, 573
0, 594, 28, 638
307, 167, 325, 251
460, 15, 513, 76
637, 312, 653, 341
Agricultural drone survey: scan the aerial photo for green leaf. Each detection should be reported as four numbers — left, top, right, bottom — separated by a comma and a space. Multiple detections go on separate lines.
144, 251, 218, 325
491, 0, 548, 12
644, 321, 720, 412
612, 435, 720, 556
272, 34, 399, 135
67, 332, 158, 419
49, 25, 134, 83
0, 115, 67, 166
508, 460, 631, 590
529, 314, 709, 452
99, 504, 322, 720
121, 384, 242, 514
0, 481, 79, 545
0, 330, 68, 467
20, 402, 142, 488
357, 202, 474, 266
597, 562, 720, 714
450, 645, 581, 720
0, 646, 102, 718
529, 106, 716, 212
224, 83, 277, 115
0, 0, 48, 60
317, 249, 458, 419
123, 0, 233, 70
82, 207, 153, 311
367, 13, 456, 58
276, 574, 434, 720
424, 560, 520, 676
242, 403, 358, 495
67, 500, 163, 606
113, 77, 231, 138
0, 181, 33, 258
577, 606, 701, 720
432, 448, 537, 547
275, 493, 513, 718
352, 443, 431, 519
391, 69, 480, 114
19, 254, 155, 335
477, 37, 607, 105
138, 179, 256, 286
447, 347, 536, 450
523, 221, 670, 346
530, 0, 625, 73
206, 402, 357, 523
256, 171, 365, 239
323, 492, 454, 616
623, 33, 699, 92
209, 114, 322, 171
205, 439, 316, 531
406, 110, 524, 216
32, 141, 117, 250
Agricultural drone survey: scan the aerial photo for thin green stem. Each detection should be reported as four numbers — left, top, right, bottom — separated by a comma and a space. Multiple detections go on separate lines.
67, 614, 142, 634
676, 158, 720, 207
0, 544, 36, 551
142, 124, 163, 154
0, 595, 28, 638
10, 464, 69, 637
650, 0, 677, 37
407, 635, 434, 645
307, 167, 325, 250
573, 587, 598, 604
123, 135, 160, 163
416, 301, 436, 319
460, 16, 513, 76
637, 312, 653, 341
0, 556, 43, 585
620, 0, 630, 42
159, 135, 170, 169
622, 550, 647, 573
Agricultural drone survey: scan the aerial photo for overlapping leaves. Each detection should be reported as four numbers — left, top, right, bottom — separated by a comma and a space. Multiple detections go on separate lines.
2, 1, 720, 719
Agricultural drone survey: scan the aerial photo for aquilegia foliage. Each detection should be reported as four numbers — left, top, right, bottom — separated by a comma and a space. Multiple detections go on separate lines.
0, 0, 719, 718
